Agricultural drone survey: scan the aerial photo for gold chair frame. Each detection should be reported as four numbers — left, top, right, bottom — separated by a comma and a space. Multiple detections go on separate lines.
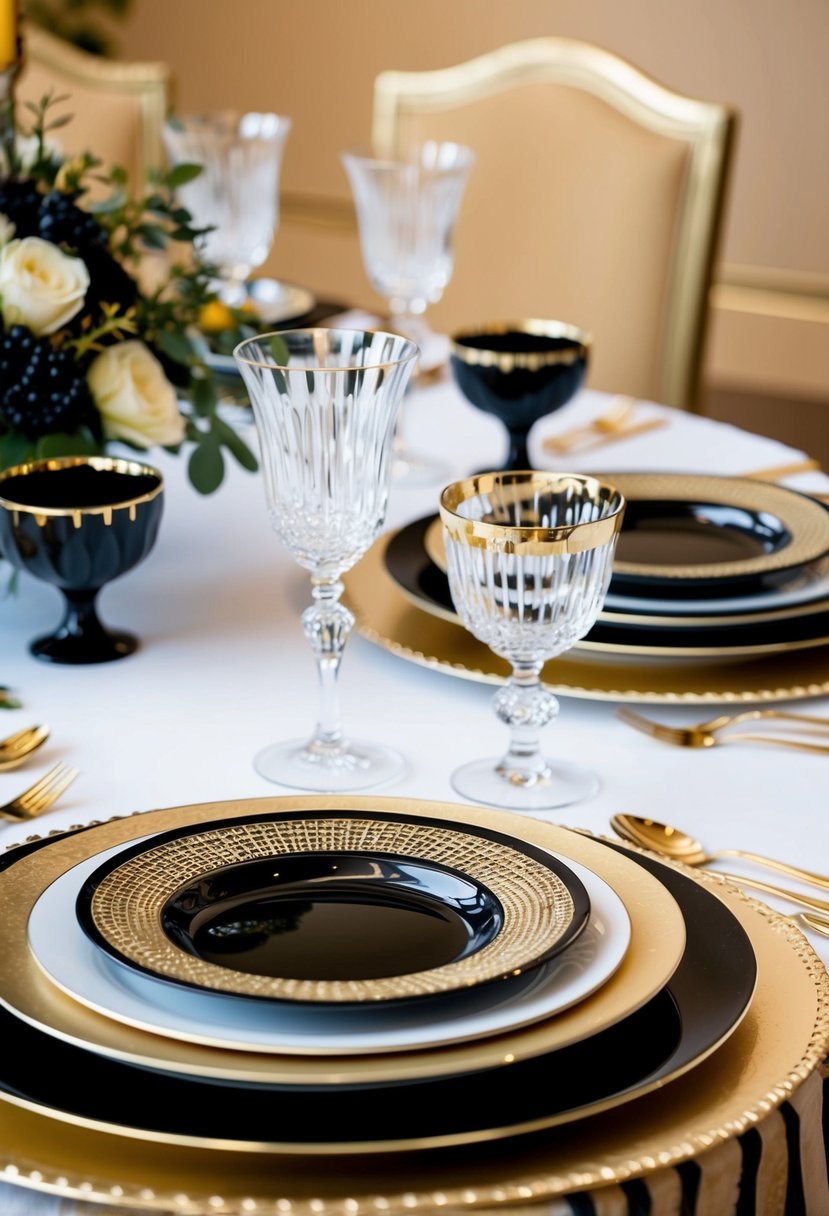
373, 38, 737, 411
20, 24, 169, 184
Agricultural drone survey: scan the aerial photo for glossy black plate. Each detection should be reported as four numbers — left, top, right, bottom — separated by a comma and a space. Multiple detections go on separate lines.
0, 836, 756, 1151
388, 514, 829, 655
75, 810, 591, 1007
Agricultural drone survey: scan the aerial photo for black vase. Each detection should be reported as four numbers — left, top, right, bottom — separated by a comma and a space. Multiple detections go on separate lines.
0, 455, 164, 664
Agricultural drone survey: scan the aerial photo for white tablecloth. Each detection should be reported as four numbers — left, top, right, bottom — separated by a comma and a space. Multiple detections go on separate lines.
2, 379, 829, 1214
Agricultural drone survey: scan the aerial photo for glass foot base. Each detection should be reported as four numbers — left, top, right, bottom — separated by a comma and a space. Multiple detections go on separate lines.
254, 738, 406, 793
450, 757, 600, 812
30, 629, 138, 665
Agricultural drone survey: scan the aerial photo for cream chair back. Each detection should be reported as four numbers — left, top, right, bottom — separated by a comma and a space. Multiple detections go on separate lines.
16, 24, 169, 193
373, 38, 736, 410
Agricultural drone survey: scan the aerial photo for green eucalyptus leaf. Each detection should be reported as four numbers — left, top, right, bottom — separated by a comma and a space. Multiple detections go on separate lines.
138, 223, 167, 250
190, 374, 219, 418
156, 329, 195, 366
0, 431, 35, 470
211, 415, 259, 472
188, 435, 225, 495
167, 163, 204, 190
35, 432, 100, 458
268, 335, 290, 365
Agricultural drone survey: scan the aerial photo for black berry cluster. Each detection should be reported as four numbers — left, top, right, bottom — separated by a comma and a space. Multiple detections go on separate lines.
37, 191, 108, 254
0, 326, 97, 440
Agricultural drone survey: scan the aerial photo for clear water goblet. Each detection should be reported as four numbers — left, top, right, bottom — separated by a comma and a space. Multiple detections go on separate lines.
234, 328, 419, 791
440, 471, 626, 811
342, 141, 474, 481
162, 110, 292, 307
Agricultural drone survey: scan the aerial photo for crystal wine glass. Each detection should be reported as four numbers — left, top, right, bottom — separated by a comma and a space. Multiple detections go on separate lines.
162, 110, 292, 308
440, 471, 625, 811
342, 141, 474, 480
234, 328, 419, 791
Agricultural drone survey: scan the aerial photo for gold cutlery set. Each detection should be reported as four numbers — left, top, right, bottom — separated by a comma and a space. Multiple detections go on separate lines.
0, 725, 78, 821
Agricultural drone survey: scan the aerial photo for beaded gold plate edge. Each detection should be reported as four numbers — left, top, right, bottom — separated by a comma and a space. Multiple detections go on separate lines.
344, 531, 829, 704
0, 797, 826, 1214
82, 815, 584, 1003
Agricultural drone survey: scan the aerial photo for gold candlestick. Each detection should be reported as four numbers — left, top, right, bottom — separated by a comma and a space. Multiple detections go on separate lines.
0, 0, 21, 172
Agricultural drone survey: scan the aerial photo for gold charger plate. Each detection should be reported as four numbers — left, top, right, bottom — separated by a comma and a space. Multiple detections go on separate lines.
0, 797, 684, 1087
345, 530, 829, 703
0, 822, 826, 1213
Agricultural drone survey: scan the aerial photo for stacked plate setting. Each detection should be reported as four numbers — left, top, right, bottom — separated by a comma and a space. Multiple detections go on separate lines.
363, 471, 829, 701
1, 792, 828, 1214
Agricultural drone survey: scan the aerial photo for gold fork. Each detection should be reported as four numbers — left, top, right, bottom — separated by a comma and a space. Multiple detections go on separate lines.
542, 396, 637, 454
615, 706, 829, 753
0, 762, 80, 821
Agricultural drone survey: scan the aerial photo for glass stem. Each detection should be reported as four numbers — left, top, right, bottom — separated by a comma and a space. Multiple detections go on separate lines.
492, 660, 560, 787
301, 574, 354, 755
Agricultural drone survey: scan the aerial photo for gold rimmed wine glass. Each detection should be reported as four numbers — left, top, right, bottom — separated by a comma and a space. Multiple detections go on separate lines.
440, 470, 625, 811
234, 327, 419, 791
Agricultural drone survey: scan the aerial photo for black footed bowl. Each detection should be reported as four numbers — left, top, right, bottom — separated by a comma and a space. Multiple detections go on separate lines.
450, 320, 591, 472
0, 455, 164, 664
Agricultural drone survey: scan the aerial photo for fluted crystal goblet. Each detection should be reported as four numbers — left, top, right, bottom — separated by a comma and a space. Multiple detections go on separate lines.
342, 141, 474, 481
440, 471, 625, 811
234, 328, 419, 791
162, 110, 292, 308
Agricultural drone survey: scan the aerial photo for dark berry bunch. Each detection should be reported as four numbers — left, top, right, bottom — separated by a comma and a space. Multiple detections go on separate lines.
0, 325, 97, 441
37, 190, 108, 255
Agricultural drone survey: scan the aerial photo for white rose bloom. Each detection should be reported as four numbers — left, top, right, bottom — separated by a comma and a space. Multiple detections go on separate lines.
0, 214, 15, 247
87, 341, 186, 448
0, 236, 89, 335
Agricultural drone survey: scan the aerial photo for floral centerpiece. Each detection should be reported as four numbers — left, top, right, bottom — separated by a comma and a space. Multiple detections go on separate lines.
0, 93, 258, 493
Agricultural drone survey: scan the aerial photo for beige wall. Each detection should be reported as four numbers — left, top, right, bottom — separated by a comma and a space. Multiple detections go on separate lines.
116, 0, 829, 401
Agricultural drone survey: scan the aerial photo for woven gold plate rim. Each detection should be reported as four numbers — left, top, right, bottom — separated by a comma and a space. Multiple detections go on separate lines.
398, 522, 829, 658
0, 796, 685, 1087
425, 472, 829, 582
344, 531, 829, 704
0, 801, 826, 1214
84, 814, 582, 1003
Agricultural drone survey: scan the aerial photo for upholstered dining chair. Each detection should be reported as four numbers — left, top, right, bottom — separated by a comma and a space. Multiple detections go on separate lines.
372, 38, 737, 411
15, 24, 169, 192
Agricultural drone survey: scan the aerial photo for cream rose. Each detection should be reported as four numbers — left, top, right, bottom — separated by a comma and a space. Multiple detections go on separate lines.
87, 341, 186, 448
0, 213, 15, 247
0, 235, 89, 335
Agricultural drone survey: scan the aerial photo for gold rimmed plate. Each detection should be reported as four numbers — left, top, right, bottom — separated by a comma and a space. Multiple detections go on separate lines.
391, 515, 829, 658
0, 836, 754, 1153
347, 528, 829, 703
0, 797, 761, 1161
29, 841, 633, 1056
2, 796, 685, 1087
424, 472, 829, 597
75, 811, 590, 1006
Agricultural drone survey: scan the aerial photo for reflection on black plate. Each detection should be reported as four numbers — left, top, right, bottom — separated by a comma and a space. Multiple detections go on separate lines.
0, 840, 755, 1151
389, 515, 829, 656
76, 811, 591, 1006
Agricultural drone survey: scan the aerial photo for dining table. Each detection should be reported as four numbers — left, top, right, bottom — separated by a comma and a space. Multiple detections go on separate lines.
2, 361, 829, 1216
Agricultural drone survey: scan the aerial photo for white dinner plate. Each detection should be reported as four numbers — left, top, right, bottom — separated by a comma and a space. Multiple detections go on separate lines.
28, 839, 631, 1056
604, 554, 829, 618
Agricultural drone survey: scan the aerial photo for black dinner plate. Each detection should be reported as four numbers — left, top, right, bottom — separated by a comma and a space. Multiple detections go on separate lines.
0, 836, 756, 1151
75, 810, 591, 1008
388, 514, 829, 655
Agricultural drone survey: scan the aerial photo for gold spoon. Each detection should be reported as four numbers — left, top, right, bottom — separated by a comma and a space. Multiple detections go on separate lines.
0, 724, 50, 771
610, 813, 829, 893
